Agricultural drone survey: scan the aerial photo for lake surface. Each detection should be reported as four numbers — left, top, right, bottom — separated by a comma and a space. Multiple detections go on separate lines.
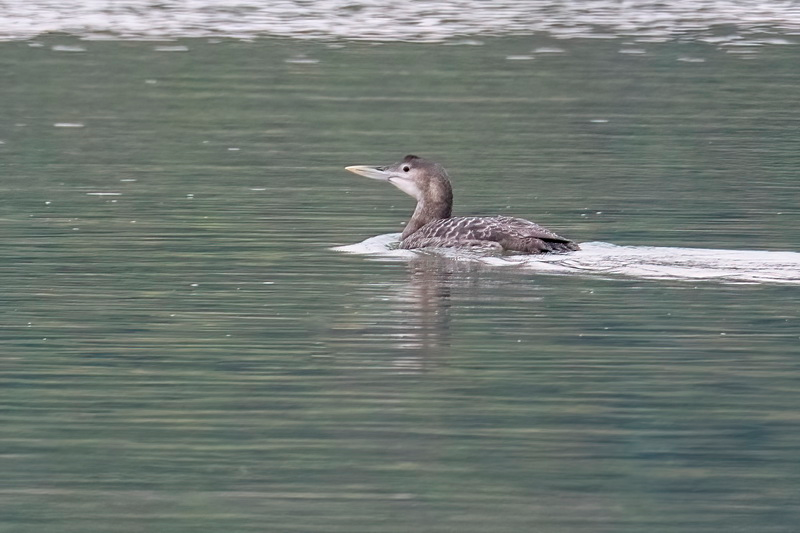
2, 10, 799, 533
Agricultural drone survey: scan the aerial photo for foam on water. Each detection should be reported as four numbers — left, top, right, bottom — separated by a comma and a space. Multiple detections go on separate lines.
333, 234, 800, 285
2, 1, 800, 43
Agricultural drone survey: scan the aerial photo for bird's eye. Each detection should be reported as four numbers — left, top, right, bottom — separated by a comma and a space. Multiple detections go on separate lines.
402, 166, 410, 172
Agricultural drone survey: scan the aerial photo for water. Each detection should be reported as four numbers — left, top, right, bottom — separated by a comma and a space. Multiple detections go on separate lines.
3, 1, 800, 42
2, 5, 800, 532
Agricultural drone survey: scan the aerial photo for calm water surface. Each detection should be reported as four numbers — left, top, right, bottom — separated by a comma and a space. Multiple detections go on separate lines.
1, 31, 799, 532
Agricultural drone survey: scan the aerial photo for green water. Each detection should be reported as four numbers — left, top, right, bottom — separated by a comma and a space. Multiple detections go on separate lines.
1, 36, 799, 532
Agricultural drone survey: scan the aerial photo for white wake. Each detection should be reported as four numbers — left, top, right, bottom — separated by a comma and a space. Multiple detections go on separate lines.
333, 233, 800, 285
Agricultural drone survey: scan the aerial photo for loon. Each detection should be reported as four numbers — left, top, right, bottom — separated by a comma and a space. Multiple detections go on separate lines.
345, 155, 579, 254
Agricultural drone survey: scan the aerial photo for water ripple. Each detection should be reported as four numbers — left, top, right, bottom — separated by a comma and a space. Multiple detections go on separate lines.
2, 1, 800, 43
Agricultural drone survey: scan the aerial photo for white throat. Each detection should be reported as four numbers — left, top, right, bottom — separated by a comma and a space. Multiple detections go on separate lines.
389, 176, 421, 200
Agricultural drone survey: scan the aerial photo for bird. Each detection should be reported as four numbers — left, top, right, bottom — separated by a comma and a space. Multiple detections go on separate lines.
345, 155, 579, 254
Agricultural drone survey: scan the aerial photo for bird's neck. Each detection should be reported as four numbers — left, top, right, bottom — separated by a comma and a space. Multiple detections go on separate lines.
402, 197, 452, 239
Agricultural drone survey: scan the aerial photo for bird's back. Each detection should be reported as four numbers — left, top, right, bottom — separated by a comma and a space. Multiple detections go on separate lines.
400, 216, 579, 254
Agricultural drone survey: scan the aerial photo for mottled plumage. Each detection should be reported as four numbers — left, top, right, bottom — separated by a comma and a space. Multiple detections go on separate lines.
401, 215, 579, 253
345, 155, 579, 254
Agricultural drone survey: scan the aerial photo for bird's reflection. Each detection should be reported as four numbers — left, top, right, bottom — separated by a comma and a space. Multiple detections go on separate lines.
388, 255, 455, 357
329, 254, 503, 373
